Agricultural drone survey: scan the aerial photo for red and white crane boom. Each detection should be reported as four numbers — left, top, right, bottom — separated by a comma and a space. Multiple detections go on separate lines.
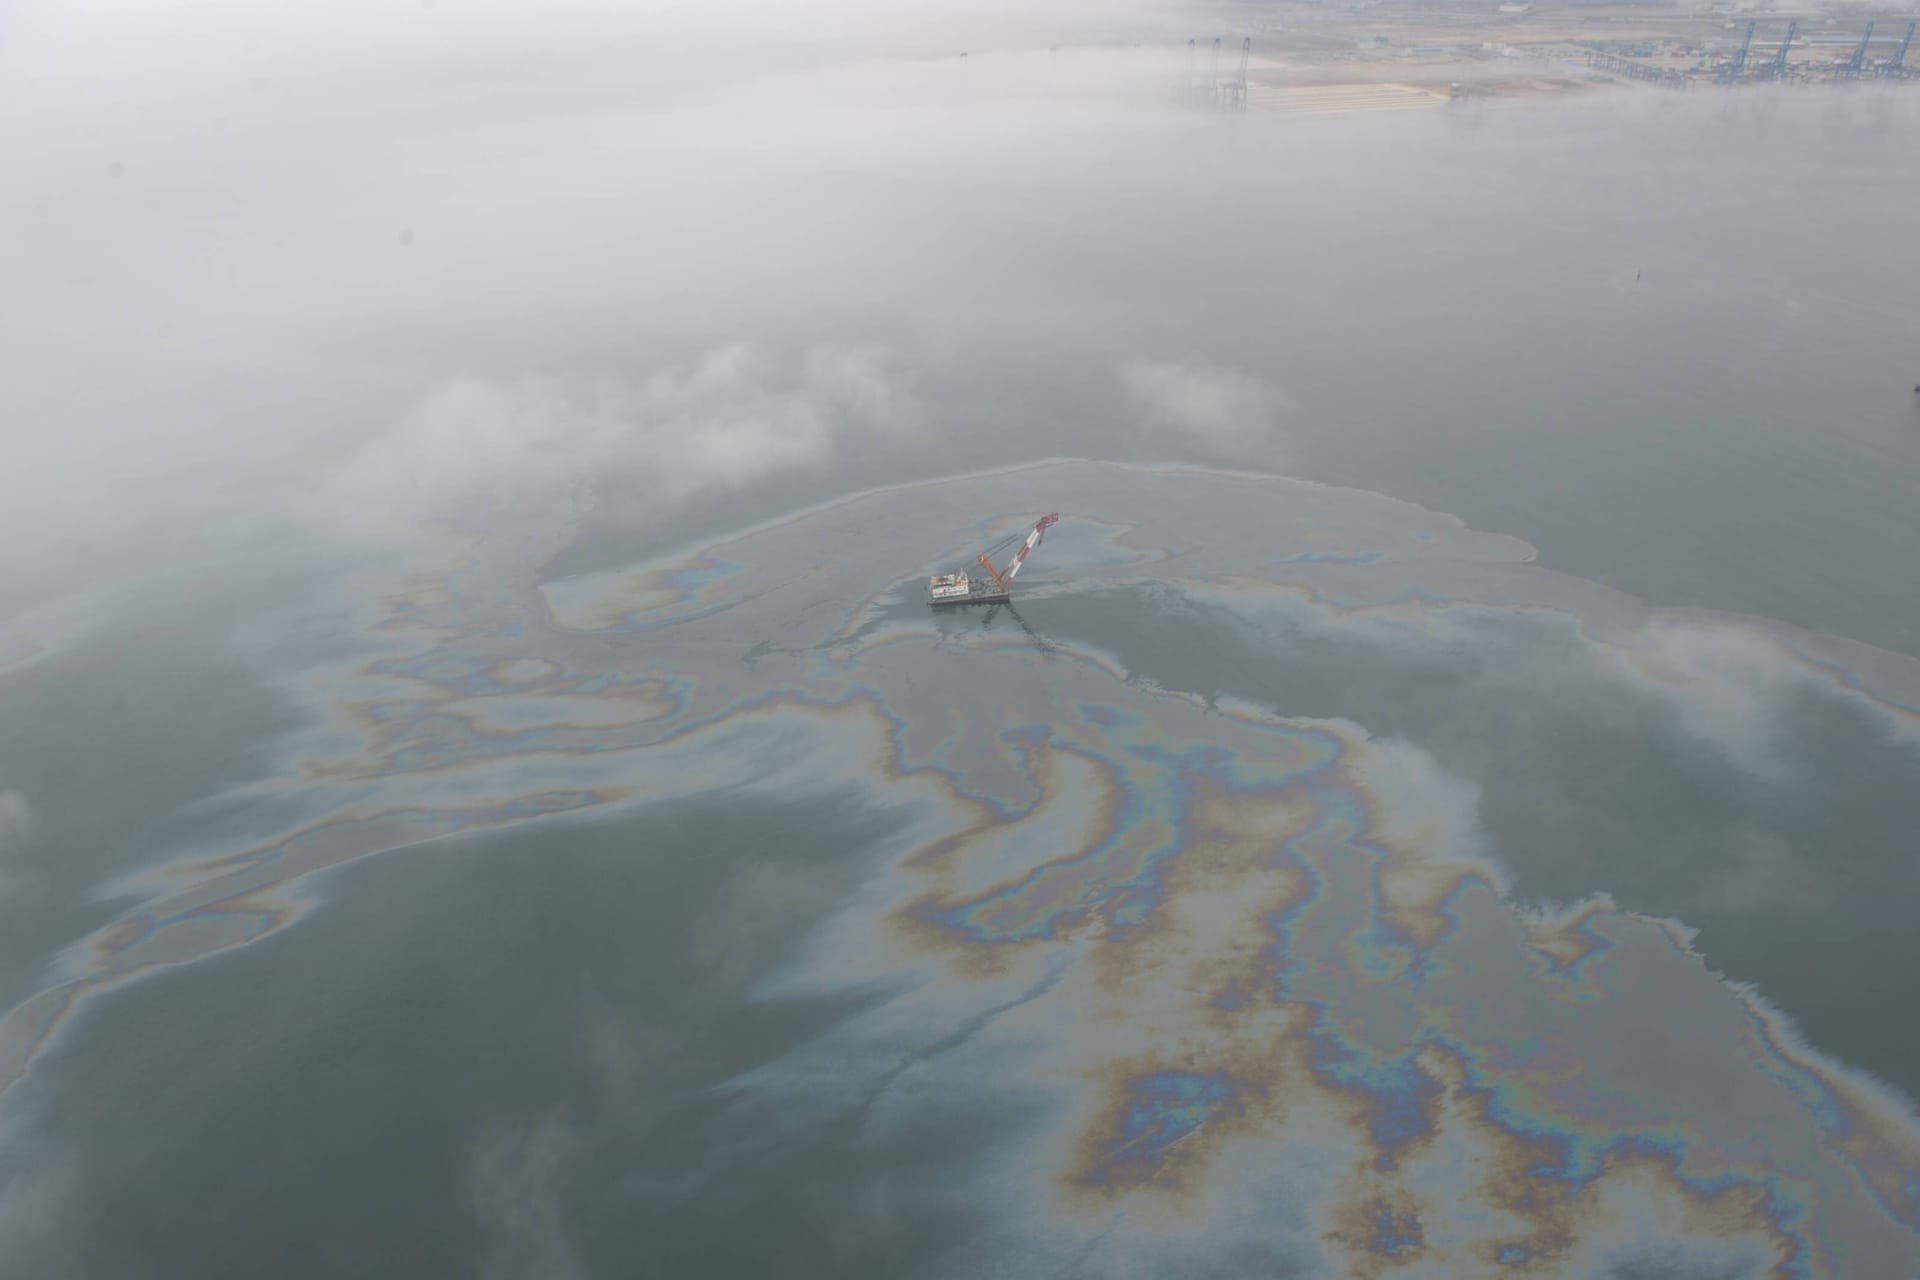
1003, 512, 1058, 585
977, 513, 1058, 590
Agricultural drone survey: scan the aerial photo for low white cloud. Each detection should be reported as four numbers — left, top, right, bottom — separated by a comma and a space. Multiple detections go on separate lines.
464, 1111, 586, 1280
1346, 733, 1508, 890
1185, 583, 1918, 780
0, 788, 35, 915
1120, 356, 1294, 450
322, 344, 920, 543
0, 791, 28, 852
0, 1149, 78, 1277
1599, 620, 1809, 774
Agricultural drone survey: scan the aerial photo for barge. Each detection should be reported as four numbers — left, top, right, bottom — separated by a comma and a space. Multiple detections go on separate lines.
927, 513, 1058, 607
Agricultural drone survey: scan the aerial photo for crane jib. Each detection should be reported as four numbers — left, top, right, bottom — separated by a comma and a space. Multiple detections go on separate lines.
926, 513, 1061, 606
1001, 513, 1059, 584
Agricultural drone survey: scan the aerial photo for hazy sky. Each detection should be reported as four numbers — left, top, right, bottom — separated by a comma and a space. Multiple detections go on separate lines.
5, 0, 1918, 623
2, 0, 1196, 554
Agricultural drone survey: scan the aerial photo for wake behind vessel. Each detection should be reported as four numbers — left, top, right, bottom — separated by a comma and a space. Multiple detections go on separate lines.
927, 513, 1058, 606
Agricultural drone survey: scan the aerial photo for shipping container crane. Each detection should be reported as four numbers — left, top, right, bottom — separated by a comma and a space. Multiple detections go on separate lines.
1844, 23, 1874, 77
1765, 21, 1797, 79
1888, 21, 1916, 77
1224, 36, 1251, 111
1722, 21, 1755, 80
927, 514, 1060, 606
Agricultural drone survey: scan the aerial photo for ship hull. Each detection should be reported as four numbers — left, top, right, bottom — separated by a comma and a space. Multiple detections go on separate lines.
926, 571, 1009, 606
928, 589, 1010, 607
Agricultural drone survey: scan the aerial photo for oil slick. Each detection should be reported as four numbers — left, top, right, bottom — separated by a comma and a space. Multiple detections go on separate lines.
3, 460, 1917, 1274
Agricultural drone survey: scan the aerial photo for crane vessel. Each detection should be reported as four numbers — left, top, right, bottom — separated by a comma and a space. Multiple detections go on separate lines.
927, 513, 1059, 606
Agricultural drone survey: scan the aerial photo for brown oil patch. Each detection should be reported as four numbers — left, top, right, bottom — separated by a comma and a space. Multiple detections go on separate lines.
1464, 1126, 1581, 1268
1523, 896, 1617, 973
1044, 780, 1325, 1211
1375, 859, 1487, 952
898, 734, 1106, 874
887, 880, 1037, 983
886, 743, 1127, 980
896, 818, 1176, 963
93, 916, 148, 955
1323, 1188, 1429, 1276
315, 660, 683, 781
1061, 1034, 1301, 1204
1086, 780, 1312, 1011
375, 573, 459, 627
1415, 1041, 1799, 1276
